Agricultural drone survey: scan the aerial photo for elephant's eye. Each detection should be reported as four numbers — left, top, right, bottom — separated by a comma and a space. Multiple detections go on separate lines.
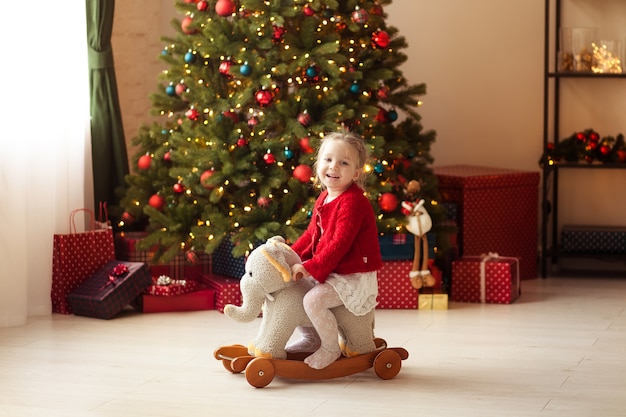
248, 271, 253, 277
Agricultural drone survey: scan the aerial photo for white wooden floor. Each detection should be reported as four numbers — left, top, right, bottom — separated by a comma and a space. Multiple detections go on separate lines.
1, 274, 625, 417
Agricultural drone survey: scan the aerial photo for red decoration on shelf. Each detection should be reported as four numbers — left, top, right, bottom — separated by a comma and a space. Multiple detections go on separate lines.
137, 154, 152, 170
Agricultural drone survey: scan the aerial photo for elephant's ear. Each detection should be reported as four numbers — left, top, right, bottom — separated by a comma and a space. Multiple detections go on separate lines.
260, 247, 292, 282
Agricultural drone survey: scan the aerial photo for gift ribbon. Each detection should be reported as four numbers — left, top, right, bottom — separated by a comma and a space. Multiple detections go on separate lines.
479, 252, 520, 303
101, 263, 129, 290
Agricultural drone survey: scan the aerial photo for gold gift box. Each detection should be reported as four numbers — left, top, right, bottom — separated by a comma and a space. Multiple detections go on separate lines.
418, 292, 448, 310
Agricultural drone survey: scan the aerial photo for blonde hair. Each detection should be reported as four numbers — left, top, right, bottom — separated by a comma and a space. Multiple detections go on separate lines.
314, 131, 369, 189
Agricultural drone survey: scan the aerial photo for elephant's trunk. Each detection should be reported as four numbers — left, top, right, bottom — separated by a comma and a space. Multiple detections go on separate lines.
223, 277, 265, 323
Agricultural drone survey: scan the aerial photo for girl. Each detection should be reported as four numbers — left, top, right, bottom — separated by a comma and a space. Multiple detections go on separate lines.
290, 131, 382, 369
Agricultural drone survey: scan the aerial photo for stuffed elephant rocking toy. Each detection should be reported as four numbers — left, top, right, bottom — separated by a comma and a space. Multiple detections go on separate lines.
223, 236, 376, 361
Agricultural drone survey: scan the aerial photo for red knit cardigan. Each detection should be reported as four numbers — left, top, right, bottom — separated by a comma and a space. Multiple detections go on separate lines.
291, 183, 382, 283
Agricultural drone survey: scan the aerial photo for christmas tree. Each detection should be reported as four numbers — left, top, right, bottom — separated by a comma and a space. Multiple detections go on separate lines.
118, 0, 443, 261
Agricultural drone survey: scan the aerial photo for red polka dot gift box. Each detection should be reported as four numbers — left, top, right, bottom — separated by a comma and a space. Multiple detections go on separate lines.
434, 165, 539, 281
202, 274, 242, 313
377, 260, 442, 309
451, 254, 521, 304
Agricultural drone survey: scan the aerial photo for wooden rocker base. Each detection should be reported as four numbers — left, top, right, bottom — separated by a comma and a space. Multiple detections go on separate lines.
214, 338, 409, 388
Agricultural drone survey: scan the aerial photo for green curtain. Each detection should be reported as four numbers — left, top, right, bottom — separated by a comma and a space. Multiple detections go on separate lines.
86, 0, 128, 212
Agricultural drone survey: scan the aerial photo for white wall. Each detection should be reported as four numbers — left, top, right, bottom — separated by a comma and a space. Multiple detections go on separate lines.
112, 0, 626, 230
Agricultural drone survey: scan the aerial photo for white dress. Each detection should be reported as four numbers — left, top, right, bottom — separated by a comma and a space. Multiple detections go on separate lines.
326, 271, 378, 316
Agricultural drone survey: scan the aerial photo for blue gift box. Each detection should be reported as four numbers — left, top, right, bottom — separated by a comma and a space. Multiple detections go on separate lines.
212, 239, 246, 279
68, 260, 152, 319
379, 234, 436, 260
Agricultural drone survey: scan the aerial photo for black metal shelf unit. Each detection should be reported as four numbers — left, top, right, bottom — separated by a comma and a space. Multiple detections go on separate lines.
540, 0, 626, 278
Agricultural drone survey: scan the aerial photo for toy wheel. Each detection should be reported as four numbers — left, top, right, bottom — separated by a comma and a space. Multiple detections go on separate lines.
373, 349, 402, 380
245, 358, 275, 388
221, 359, 239, 373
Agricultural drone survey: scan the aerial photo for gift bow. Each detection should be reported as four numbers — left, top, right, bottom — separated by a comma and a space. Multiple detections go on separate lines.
101, 263, 129, 290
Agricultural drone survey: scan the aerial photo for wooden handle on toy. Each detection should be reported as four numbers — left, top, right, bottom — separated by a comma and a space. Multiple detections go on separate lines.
294, 272, 304, 281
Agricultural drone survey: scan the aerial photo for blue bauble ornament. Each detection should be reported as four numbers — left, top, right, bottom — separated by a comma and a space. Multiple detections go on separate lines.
349, 82, 360, 94
387, 109, 398, 121
161, 129, 168, 135
184, 51, 195, 63
306, 66, 318, 77
284, 148, 294, 159
374, 162, 384, 173
165, 85, 176, 96
240, 63, 252, 76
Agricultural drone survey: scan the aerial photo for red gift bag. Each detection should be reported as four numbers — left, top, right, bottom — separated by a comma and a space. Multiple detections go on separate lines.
51, 208, 115, 314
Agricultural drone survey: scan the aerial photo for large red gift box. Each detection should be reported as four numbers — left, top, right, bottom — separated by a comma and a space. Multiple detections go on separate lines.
134, 289, 216, 313
434, 165, 539, 280
115, 232, 211, 280
202, 274, 242, 313
67, 261, 152, 319
451, 254, 521, 304
377, 260, 442, 309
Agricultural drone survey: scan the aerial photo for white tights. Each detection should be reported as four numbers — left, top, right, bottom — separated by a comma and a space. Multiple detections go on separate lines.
301, 283, 343, 369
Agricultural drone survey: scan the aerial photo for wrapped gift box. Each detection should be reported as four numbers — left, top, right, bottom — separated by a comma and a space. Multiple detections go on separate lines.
202, 274, 242, 313
451, 255, 520, 304
561, 225, 626, 254
134, 289, 216, 313
212, 239, 246, 279
68, 261, 152, 319
377, 260, 442, 309
146, 277, 199, 296
115, 232, 210, 280
434, 165, 539, 280
379, 234, 436, 260
418, 290, 449, 310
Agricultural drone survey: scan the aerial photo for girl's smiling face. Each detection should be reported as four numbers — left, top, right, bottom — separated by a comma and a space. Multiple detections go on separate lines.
316, 139, 361, 199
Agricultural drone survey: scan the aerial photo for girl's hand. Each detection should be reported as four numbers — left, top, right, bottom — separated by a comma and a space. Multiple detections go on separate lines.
291, 263, 308, 281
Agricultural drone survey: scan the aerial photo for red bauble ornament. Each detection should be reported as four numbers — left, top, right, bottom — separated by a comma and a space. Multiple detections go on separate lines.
148, 194, 165, 211
375, 107, 388, 123
175, 83, 186, 95
299, 137, 314, 154
303, 4, 315, 16
376, 85, 390, 100
197, 0, 209, 11
219, 60, 232, 76
237, 137, 248, 147
255, 89, 273, 106
298, 111, 312, 126
247, 116, 259, 128
293, 164, 313, 183
223, 110, 239, 123
186, 250, 199, 264
263, 152, 276, 164
173, 183, 185, 194
138, 154, 152, 170
200, 169, 215, 189
351, 7, 369, 24
616, 149, 626, 162
372, 30, 390, 48
121, 211, 135, 224
272, 25, 285, 42
181, 16, 197, 34
215, 0, 235, 16
257, 197, 270, 208
186, 108, 200, 121
163, 151, 172, 163
378, 193, 399, 212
